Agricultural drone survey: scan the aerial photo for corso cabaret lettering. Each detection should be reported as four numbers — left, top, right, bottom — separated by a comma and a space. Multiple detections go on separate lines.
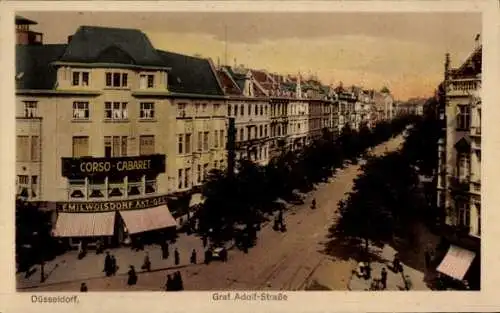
80, 161, 111, 173
116, 160, 151, 171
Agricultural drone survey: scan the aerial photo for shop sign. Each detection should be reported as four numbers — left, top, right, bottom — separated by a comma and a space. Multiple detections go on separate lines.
61, 154, 165, 177
56, 194, 170, 213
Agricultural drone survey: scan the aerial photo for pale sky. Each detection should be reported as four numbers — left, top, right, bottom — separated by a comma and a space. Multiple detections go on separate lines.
20, 12, 481, 100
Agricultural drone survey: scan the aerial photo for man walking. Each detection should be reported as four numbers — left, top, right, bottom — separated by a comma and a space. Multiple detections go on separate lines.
381, 267, 388, 290
190, 249, 197, 264
174, 248, 180, 266
103, 251, 112, 277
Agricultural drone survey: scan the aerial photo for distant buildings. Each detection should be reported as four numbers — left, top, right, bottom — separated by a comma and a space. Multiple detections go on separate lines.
435, 37, 481, 289
15, 18, 399, 247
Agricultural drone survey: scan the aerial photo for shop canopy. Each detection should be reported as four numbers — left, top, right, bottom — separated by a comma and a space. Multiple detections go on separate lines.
119, 205, 177, 235
437, 244, 476, 281
54, 212, 116, 237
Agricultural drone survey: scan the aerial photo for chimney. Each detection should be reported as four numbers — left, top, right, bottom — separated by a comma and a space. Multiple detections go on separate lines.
68, 35, 74, 44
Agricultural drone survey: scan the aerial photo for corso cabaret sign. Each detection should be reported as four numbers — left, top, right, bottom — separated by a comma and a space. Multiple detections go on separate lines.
61, 155, 165, 177
56, 195, 170, 213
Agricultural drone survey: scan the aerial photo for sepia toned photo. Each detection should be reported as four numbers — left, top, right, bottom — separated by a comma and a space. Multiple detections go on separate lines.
12, 10, 482, 295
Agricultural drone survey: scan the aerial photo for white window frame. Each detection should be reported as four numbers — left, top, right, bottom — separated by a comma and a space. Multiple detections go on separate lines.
23, 101, 38, 118
140, 102, 155, 120
105, 102, 128, 120
72, 71, 90, 87
72, 101, 90, 120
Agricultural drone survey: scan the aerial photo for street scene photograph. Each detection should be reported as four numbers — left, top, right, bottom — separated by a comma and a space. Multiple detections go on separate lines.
14, 10, 481, 292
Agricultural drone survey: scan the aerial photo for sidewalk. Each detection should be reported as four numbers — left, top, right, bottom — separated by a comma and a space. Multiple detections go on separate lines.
17, 233, 207, 290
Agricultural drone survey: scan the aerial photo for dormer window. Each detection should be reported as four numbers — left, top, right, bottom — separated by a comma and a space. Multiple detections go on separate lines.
140, 74, 155, 89
105, 72, 128, 88
72, 71, 90, 87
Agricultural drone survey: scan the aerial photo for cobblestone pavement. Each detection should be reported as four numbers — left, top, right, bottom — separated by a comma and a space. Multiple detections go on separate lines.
18, 134, 408, 292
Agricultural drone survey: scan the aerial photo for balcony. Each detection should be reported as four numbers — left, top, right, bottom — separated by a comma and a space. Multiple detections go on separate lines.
471, 126, 481, 137
447, 78, 481, 97
448, 176, 470, 193
471, 137, 481, 150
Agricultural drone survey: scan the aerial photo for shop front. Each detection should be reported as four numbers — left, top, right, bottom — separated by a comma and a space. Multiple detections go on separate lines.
52, 154, 177, 248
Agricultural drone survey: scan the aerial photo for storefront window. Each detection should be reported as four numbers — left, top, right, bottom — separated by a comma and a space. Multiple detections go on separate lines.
88, 177, 105, 198
127, 175, 143, 196
69, 177, 86, 199
145, 174, 156, 194
108, 176, 124, 198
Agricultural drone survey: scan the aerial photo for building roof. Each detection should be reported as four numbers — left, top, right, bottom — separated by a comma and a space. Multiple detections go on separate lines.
16, 44, 67, 90
16, 16, 38, 25
60, 26, 165, 67
216, 69, 242, 96
451, 46, 482, 79
157, 50, 224, 96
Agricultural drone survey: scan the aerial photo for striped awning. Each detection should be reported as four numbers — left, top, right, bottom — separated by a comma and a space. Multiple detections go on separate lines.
54, 212, 116, 237
437, 245, 476, 281
119, 205, 177, 235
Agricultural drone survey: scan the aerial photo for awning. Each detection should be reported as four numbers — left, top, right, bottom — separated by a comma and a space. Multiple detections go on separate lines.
54, 212, 116, 237
119, 205, 177, 234
436, 245, 476, 281
189, 193, 205, 207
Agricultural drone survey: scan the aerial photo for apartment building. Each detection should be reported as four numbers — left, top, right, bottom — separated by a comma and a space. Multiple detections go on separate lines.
303, 78, 335, 141
435, 41, 481, 289
334, 84, 357, 133
16, 24, 225, 246
282, 75, 309, 151
217, 66, 271, 166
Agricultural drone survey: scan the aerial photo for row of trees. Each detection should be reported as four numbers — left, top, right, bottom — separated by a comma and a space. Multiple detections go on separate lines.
198, 116, 413, 243
333, 99, 440, 254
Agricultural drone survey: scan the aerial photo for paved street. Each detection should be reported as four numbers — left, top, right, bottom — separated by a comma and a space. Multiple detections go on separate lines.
18, 133, 422, 292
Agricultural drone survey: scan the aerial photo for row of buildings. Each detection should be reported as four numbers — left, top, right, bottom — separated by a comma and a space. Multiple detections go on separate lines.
434, 36, 481, 289
15, 17, 395, 246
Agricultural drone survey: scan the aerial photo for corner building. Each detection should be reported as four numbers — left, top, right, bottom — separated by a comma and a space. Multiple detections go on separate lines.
16, 25, 226, 246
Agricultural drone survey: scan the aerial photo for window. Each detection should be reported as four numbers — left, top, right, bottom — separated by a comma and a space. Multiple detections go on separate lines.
203, 163, 209, 180
108, 176, 124, 198
72, 71, 89, 86
260, 105, 263, 115
240, 128, 244, 141
214, 130, 219, 148
147, 75, 155, 88
228, 105, 232, 116
457, 200, 470, 227
128, 175, 143, 196
197, 132, 202, 152
104, 136, 127, 157
72, 136, 89, 157
178, 134, 184, 154
31, 175, 38, 198
105, 71, 126, 87
240, 105, 244, 116
214, 104, 220, 115
185, 167, 191, 188
457, 152, 470, 181
18, 175, 29, 185
178, 103, 187, 118
202, 103, 207, 113
203, 132, 209, 151
457, 105, 471, 130
264, 125, 268, 137
23, 101, 38, 118
259, 125, 263, 137
140, 102, 155, 119
139, 135, 155, 155
185, 134, 191, 154
145, 174, 156, 194
105, 102, 128, 120
16, 136, 28, 162
197, 165, 202, 183
178, 169, 183, 189
220, 130, 224, 148
73, 101, 89, 120
31, 136, 40, 161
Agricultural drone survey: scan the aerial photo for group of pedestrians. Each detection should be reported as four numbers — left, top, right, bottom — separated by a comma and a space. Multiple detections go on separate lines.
103, 251, 118, 277
165, 271, 184, 291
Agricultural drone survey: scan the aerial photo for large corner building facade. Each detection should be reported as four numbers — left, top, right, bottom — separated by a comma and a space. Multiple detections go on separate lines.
16, 20, 227, 246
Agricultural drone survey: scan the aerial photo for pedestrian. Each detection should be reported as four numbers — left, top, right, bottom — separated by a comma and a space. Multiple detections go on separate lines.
80, 282, 88, 292
204, 249, 211, 265
165, 274, 173, 291
111, 255, 117, 275
95, 239, 103, 255
202, 236, 208, 248
142, 252, 151, 272
364, 262, 372, 280
104, 251, 112, 277
220, 247, 228, 262
424, 249, 431, 269
127, 265, 137, 286
381, 267, 388, 290
174, 271, 184, 291
174, 248, 180, 266
162, 241, 170, 260
77, 240, 84, 259
190, 249, 197, 264
273, 218, 280, 231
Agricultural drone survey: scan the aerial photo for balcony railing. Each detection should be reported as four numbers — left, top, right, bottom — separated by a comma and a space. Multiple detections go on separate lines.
447, 78, 481, 96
